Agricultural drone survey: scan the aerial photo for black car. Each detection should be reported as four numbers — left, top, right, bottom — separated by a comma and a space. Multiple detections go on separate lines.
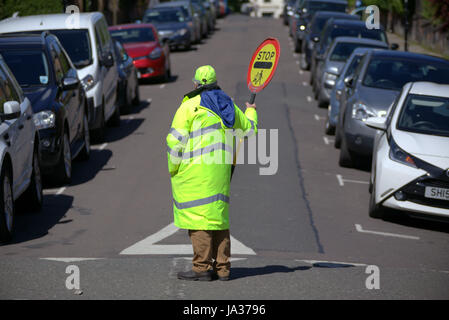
310, 19, 392, 90
292, 0, 347, 53
283, 0, 297, 26
113, 40, 140, 115
300, 11, 359, 70
0, 32, 90, 184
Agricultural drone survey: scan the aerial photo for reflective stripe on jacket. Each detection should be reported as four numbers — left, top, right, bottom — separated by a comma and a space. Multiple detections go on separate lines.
167, 87, 257, 230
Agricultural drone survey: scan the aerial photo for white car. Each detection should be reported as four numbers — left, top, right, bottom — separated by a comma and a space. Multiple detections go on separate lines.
0, 55, 42, 242
366, 82, 449, 220
0, 12, 120, 142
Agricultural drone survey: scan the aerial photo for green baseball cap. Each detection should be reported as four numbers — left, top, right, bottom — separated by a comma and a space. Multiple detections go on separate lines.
193, 65, 217, 85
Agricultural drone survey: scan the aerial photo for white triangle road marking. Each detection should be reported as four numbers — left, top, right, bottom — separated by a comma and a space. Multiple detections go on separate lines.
120, 223, 256, 255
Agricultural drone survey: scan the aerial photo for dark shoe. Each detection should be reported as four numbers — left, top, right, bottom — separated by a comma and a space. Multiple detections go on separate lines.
212, 273, 230, 281
177, 270, 212, 281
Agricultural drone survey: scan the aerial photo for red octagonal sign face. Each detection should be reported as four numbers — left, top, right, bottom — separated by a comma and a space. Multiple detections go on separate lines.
247, 38, 281, 93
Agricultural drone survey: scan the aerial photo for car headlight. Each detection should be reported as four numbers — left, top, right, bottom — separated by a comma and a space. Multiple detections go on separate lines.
299, 25, 306, 31
175, 28, 188, 36
81, 75, 95, 91
33, 111, 56, 130
351, 102, 377, 121
149, 47, 162, 60
389, 138, 417, 168
324, 72, 338, 87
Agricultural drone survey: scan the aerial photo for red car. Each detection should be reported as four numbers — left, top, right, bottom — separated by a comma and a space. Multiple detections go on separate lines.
109, 23, 171, 82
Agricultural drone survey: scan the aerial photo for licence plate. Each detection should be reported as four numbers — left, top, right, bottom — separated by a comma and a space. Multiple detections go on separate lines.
424, 187, 449, 201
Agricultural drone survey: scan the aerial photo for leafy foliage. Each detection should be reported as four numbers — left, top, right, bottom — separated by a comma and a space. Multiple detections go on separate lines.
426, 0, 449, 32
362, 0, 404, 14
0, 0, 63, 20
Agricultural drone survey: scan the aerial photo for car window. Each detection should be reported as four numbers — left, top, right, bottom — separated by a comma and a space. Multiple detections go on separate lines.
327, 26, 387, 48
0, 74, 7, 113
3, 74, 20, 103
344, 55, 363, 78
50, 46, 64, 83
52, 42, 70, 76
144, 9, 186, 23
307, 1, 346, 14
397, 94, 449, 137
1, 50, 50, 87
330, 43, 385, 62
363, 58, 449, 90
110, 28, 156, 43
49, 29, 92, 68
352, 54, 368, 84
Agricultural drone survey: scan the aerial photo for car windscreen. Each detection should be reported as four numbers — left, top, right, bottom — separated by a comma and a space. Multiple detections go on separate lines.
110, 28, 156, 44
330, 43, 385, 62
49, 29, 92, 68
312, 16, 332, 34
1, 50, 50, 87
327, 26, 387, 48
363, 58, 449, 90
307, 2, 346, 14
397, 94, 449, 137
143, 9, 185, 23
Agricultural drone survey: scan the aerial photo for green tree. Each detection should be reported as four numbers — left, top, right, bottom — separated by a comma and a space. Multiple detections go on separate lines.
0, 0, 63, 20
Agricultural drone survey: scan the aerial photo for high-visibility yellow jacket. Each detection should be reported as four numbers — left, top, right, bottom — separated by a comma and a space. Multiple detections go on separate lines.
167, 85, 257, 230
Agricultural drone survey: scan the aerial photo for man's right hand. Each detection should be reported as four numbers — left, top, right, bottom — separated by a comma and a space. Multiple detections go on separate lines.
245, 102, 256, 109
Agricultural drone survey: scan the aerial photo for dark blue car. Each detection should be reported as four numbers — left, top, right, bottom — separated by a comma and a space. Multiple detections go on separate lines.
0, 32, 90, 184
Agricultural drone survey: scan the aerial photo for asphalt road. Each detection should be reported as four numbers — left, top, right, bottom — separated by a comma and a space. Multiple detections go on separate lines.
0, 15, 448, 300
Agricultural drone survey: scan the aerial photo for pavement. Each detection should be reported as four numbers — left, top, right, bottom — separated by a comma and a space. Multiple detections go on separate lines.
0, 15, 448, 300
386, 31, 445, 58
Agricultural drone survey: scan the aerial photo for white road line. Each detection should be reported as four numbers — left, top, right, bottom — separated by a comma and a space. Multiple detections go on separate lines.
181, 257, 247, 262
146, 98, 152, 103
41, 258, 105, 263
296, 61, 299, 65
126, 116, 135, 123
120, 222, 256, 255
296, 259, 368, 267
44, 187, 66, 196
323, 137, 334, 145
314, 113, 324, 120
302, 81, 308, 87
336, 174, 344, 187
91, 143, 108, 150
299, 70, 304, 75
160, 84, 165, 89
355, 224, 420, 240
336, 174, 369, 186
293, 53, 299, 58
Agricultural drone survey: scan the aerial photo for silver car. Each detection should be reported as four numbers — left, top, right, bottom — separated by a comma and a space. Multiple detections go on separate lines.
0, 55, 42, 242
316, 37, 388, 109
336, 49, 449, 168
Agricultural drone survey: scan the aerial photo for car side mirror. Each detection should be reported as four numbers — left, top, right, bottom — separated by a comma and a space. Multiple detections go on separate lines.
390, 43, 399, 50
344, 76, 354, 88
2, 101, 21, 120
62, 77, 80, 91
101, 52, 114, 68
365, 117, 387, 131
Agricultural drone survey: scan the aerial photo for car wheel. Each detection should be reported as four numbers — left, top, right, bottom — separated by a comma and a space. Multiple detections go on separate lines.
91, 104, 105, 143
0, 166, 14, 243
294, 39, 301, 53
109, 104, 121, 127
324, 115, 335, 135
77, 113, 90, 161
339, 135, 353, 168
23, 148, 43, 212
55, 130, 72, 185
334, 125, 342, 149
369, 178, 385, 219
132, 79, 140, 106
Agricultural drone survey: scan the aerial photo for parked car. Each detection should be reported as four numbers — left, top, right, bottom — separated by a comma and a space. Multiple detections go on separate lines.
0, 33, 90, 184
325, 47, 373, 135
153, 1, 201, 44
113, 40, 140, 115
143, 6, 194, 50
0, 54, 42, 242
292, 0, 347, 53
300, 11, 359, 70
0, 12, 121, 143
315, 37, 388, 108
367, 82, 449, 220
310, 18, 392, 90
336, 50, 449, 168
109, 24, 171, 82
283, 0, 297, 26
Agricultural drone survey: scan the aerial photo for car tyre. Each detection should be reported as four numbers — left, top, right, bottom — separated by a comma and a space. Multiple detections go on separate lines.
109, 104, 121, 127
91, 104, 105, 143
22, 148, 43, 212
369, 179, 385, 219
77, 113, 91, 161
339, 136, 353, 168
324, 115, 335, 135
334, 125, 342, 148
55, 130, 72, 185
0, 166, 14, 243
132, 80, 140, 106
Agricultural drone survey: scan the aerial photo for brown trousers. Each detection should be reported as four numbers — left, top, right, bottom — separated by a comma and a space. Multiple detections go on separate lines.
188, 229, 231, 277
